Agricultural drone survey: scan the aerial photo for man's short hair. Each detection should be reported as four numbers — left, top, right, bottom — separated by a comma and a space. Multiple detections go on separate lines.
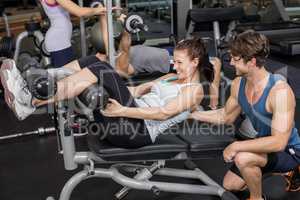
229, 30, 270, 67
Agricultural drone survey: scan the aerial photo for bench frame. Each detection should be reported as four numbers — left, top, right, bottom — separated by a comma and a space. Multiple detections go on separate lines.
46, 101, 238, 200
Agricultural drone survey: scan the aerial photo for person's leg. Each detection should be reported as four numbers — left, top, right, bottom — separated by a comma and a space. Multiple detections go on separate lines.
33, 53, 106, 108
32, 67, 97, 107
77, 56, 152, 148
45, 60, 82, 81
231, 152, 268, 200
61, 60, 82, 72
223, 170, 247, 191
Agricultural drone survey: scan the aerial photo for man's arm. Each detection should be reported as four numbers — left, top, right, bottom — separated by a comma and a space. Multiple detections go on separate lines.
190, 77, 242, 124
231, 82, 296, 154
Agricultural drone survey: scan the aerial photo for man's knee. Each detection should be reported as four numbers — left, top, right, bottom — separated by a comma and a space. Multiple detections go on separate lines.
234, 152, 253, 169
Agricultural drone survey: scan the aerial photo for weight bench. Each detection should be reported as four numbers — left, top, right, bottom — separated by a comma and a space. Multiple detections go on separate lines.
47, 99, 239, 200
185, 7, 245, 57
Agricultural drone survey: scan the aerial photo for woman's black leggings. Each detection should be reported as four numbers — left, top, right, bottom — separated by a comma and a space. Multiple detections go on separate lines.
78, 55, 152, 148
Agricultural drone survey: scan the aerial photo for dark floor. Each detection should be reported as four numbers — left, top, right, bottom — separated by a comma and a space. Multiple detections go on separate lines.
0, 97, 300, 200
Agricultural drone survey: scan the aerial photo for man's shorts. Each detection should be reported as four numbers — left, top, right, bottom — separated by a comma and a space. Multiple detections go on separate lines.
230, 148, 300, 177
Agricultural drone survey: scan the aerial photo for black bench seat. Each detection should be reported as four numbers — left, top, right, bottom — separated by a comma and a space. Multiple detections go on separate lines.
87, 122, 235, 161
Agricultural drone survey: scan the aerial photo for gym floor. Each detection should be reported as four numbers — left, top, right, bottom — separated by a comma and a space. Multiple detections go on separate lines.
0, 86, 300, 200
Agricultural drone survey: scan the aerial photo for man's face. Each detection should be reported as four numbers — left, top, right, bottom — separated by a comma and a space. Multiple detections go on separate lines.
230, 54, 250, 76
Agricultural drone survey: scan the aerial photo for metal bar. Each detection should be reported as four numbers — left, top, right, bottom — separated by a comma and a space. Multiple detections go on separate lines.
2, 13, 11, 37
57, 102, 77, 171
0, 127, 55, 140
110, 167, 221, 196
33, 31, 51, 65
213, 21, 221, 57
14, 31, 29, 64
156, 168, 223, 189
106, 0, 115, 67
114, 0, 121, 17
78, 0, 87, 57
273, 0, 290, 21
58, 169, 113, 200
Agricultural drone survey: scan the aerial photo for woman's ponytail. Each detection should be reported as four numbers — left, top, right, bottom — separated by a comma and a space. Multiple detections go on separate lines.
201, 53, 214, 83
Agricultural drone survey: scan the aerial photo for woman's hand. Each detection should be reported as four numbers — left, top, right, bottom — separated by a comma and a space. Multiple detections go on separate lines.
209, 103, 218, 110
188, 112, 197, 120
188, 111, 203, 120
101, 98, 125, 117
94, 5, 121, 15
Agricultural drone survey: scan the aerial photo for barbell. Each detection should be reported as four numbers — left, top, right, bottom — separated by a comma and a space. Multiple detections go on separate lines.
90, 14, 149, 53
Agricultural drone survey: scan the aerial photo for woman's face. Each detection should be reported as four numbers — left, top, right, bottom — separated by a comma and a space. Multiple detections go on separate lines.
173, 49, 199, 80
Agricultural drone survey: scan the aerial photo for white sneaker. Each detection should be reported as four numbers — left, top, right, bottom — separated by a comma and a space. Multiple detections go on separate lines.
0, 59, 36, 120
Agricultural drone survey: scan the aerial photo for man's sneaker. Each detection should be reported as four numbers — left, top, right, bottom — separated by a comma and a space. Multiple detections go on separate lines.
285, 166, 300, 192
0, 59, 35, 120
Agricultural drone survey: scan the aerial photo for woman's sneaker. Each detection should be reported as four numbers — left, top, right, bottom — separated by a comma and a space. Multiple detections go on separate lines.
0, 59, 36, 120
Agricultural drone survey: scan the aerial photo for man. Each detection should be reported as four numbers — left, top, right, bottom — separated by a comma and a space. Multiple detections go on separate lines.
190, 30, 300, 200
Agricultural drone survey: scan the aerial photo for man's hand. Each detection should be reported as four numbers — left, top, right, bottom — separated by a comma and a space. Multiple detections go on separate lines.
223, 142, 239, 163
189, 111, 202, 120
118, 14, 127, 23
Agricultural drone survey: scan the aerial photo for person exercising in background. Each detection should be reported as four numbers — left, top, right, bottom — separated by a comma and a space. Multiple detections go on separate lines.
40, 0, 118, 68
190, 30, 300, 200
96, 6, 222, 109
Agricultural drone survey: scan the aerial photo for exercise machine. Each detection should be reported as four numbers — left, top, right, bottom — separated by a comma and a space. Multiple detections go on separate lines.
0, 4, 14, 58
13, 19, 51, 67
25, 61, 238, 200
236, 0, 300, 56
46, 109, 238, 200
185, 6, 245, 57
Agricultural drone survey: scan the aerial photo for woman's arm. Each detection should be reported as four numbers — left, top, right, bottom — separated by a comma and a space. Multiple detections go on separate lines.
127, 82, 154, 98
209, 57, 221, 109
56, 0, 108, 17
103, 85, 203, 120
